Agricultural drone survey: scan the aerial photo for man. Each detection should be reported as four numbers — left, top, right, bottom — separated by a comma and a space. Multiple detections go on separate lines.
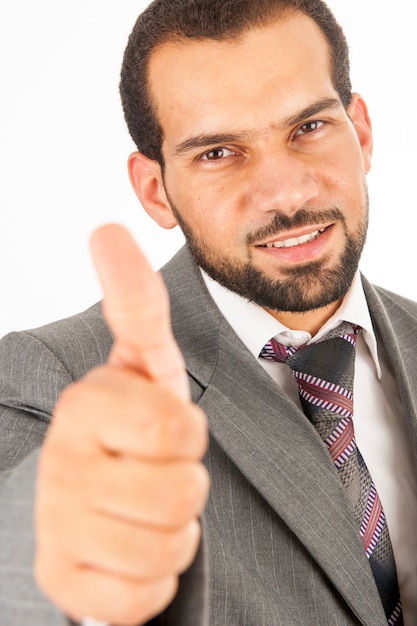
0, 0, 416, 624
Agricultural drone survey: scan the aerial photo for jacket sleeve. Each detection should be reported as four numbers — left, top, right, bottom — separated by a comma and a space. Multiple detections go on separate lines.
0, 330, 76, 625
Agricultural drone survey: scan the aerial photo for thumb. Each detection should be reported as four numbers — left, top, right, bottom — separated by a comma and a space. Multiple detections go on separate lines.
90, 223, 189, 400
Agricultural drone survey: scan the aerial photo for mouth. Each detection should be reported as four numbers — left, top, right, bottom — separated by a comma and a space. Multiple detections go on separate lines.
258, 226, 328, 249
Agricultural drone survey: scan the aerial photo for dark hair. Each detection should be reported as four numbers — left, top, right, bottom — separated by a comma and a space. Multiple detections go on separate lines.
120, 0, 352, 166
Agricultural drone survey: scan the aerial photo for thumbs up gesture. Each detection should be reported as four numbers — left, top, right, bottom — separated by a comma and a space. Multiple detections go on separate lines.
34, 225, 209, 625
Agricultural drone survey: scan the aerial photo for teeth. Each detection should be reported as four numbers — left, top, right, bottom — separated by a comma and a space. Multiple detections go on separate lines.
265, 228, 325, 249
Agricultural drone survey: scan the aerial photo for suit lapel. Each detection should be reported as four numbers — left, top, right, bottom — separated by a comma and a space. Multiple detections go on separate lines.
201, 323, 386, 625
363, 276, 417, 456
162, 249, 389, 625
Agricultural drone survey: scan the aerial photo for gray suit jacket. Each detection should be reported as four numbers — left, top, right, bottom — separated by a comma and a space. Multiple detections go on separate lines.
1, 245, 417, 625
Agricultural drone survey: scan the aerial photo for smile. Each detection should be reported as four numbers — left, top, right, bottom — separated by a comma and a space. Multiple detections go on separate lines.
260, 228, 326, 249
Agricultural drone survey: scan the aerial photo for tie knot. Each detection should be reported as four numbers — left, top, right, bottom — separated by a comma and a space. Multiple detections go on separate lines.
260, 321, 361, 422
260, 321, 360, 367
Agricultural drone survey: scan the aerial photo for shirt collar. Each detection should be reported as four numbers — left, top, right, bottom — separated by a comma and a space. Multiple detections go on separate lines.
201, 270, 382, 379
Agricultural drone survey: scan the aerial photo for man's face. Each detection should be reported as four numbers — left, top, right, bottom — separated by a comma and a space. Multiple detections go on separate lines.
141, 14, 373, 318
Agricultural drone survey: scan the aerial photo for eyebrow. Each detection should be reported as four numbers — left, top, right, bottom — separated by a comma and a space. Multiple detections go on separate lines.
173, 97, 342, 157
282, 97, 342, 128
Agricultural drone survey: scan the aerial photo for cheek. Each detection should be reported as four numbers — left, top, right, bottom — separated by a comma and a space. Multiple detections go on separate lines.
178, 184, 240, 234
173, 193, 230, 245
320, 152, 367, 202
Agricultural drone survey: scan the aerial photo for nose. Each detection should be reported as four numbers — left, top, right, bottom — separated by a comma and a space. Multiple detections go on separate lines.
247, 150, 319, 216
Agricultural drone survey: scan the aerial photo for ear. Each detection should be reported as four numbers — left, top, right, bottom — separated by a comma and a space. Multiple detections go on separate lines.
128, 152, 178, 229
347, 93, 373, 174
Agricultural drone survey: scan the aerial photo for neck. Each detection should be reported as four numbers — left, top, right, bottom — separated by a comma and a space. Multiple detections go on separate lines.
264, 298, 342, 336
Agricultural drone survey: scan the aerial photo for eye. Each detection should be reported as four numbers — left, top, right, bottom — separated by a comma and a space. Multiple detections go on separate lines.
294, 120, 324, 137
201, 147, 235, 161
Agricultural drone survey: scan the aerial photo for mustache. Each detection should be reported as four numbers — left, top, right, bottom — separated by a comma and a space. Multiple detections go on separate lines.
246, 207, 345, 244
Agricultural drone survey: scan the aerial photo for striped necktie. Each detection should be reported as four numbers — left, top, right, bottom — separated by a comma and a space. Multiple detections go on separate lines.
260, 322, 402, 624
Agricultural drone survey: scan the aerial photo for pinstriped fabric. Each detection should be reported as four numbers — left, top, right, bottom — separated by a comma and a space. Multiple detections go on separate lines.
260, 322, 403, 625
204, 438, 365, 625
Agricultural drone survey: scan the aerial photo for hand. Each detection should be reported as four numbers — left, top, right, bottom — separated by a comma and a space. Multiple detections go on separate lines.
34, 224, 209, 625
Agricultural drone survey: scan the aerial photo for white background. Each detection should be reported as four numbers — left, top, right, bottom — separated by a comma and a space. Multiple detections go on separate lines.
0, 1, 415, 338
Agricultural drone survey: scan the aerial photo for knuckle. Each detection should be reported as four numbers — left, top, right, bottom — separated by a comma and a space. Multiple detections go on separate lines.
169, 402, 208, 457
137, 393, 189, 454
174, 520, 202, 573
169, 463, 210, 524
34, 548, 70, 603
159, 520, 201, 574
112, 576, 179, 625
134, 389, 207, 459
162, 409, 188, 448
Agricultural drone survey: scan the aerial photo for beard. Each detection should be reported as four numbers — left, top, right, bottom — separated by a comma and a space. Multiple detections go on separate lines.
166, 195, 368, 314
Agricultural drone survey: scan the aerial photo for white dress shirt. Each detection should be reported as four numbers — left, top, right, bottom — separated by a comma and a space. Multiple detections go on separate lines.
202, 270, 417, 624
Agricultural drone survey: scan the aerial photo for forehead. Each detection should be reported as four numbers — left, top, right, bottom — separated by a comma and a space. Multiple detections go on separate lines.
148, 14, 336, 152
